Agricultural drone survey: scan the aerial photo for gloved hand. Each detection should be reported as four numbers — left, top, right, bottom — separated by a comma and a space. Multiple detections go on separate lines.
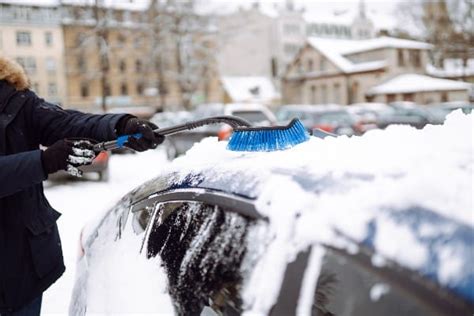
116, 117, 164, 152
41, 139, 96, 177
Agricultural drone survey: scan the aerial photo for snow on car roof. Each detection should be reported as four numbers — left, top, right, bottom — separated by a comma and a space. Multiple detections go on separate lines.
159, 111, 473, 312
221, 76, 280, 104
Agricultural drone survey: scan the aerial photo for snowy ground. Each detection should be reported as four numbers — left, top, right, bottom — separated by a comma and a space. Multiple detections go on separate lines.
42, 149, 170, 315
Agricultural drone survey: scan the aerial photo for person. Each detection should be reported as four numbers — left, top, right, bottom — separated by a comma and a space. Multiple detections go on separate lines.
0, 56, 164, 315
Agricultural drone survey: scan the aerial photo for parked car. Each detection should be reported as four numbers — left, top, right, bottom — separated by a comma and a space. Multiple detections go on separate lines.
157, 103, 277, 159
377, 102, 432, 129
425, 102, 474, 124
70, 114, 473, 315
347, 103, 393, 132
277, 104, 357, 136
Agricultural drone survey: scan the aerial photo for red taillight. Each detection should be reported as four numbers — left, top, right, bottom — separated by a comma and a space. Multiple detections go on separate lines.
314, 124, 334, 133
94, 151, 108, 163
218, 127, 232, 141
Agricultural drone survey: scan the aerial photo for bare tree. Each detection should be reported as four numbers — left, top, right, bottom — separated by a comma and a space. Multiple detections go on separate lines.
397, 0, 474, 68
146, 0, 216, 110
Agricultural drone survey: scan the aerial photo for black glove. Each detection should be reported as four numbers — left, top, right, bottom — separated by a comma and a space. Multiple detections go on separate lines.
116, 117, 164, 152
41, 139, 96, 176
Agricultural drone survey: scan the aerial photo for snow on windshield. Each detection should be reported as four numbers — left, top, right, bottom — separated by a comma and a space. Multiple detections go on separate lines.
165, 110, 473, 314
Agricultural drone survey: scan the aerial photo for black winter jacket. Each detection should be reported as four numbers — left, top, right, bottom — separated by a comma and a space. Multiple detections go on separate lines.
0, 80, 126, 312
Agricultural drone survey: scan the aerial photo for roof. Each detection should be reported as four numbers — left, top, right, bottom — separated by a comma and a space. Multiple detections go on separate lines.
426, 58, 474, 78
367, 74, 473, 95
306, 37, 421, 74
221, 76, 280, 103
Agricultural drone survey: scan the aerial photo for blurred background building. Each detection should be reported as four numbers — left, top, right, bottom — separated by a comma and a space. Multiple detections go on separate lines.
0, 0, 472, 113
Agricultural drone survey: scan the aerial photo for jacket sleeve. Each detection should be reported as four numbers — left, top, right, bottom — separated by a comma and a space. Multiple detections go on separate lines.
0, 150, 46, 199
30, 96, 129, 146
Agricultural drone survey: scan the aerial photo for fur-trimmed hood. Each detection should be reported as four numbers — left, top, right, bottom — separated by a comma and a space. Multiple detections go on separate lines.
0, 56, 29, 91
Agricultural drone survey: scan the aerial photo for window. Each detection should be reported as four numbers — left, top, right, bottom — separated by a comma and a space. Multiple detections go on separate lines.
80, 82, 89, 98
307, 246, 454, 316
135, 60, 142, 73
16, 31, 32, 46
117, 34, 126, 47
333, 83, 341, 104
307, 59, 313, 72
411, 50, 421, 68
17, 57, 36, 74
397, 49, 405, 67
271, 58, 278, 78
320, 58, 327, 71
77, 55, 87, 72
403, 93, 414, 102
351, 81, 359, 103
119, 60, 126, 73
120, 83, 128, 95
45, 31, 53, 46
310, 85, 317, 104
321, 84, 328, 103
48, 83, 57, 97
441, 92, 448, 102
45, 57, 56, 74
386, 94, 396, 103
104, 83, 111, 96
136, 82, 144, 95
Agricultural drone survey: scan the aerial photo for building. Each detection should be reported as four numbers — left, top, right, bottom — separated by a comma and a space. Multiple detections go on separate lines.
0, 1, 67, 105
61, 2, 162, 112
282, 36, 445, 105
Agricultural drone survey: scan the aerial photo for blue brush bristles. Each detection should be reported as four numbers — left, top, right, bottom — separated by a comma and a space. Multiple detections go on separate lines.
227, 118, 310, 152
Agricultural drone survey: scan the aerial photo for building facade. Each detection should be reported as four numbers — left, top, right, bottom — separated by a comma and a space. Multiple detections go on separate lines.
0, 2, 67, 105
282, 36, 444, 105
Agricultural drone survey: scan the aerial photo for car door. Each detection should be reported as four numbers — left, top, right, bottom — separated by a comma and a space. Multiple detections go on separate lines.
277, 244, 474, 316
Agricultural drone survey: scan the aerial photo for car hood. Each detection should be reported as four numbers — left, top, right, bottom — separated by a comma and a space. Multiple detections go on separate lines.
136, 111, 473, 305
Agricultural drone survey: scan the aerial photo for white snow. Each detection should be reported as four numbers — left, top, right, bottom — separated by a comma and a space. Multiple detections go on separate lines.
221, 76, 280, 104
164, 110, 473, 314
370, 283, 390, 302
367, 74, 473, 95
42, 149, 171, 315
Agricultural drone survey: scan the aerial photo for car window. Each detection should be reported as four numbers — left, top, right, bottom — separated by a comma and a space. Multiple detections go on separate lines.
141, 199, 264, 316
304, 247, 472, 316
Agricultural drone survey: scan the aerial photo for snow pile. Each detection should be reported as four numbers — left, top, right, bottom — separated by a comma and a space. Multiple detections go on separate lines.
166, 110, 473, 314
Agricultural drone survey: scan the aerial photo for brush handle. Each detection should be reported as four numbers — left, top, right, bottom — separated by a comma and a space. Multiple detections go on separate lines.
93, 115, 252, 152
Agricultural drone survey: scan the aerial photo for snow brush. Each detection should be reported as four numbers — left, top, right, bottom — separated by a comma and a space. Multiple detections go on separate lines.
93, 116, 252, 152
226, 118, 310, 152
